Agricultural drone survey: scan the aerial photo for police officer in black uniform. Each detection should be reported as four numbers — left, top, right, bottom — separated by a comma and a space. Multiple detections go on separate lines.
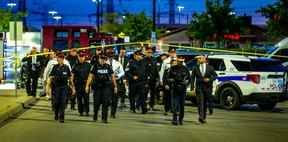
143, 47, 159, 111
47, 52, 75, 123
72, 52, 91, 116
66, 48, 79, 110
90, 47, 102, 66
21, 47, 43, 97
164, 56, 190, 125
85, 53, 117, 123
126, 50, 148, 114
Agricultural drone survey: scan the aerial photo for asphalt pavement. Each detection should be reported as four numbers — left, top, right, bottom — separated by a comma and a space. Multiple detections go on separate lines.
0, 98, 287, 142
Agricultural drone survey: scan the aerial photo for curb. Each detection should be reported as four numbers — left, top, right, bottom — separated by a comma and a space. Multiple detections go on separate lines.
0, 97, 36, 124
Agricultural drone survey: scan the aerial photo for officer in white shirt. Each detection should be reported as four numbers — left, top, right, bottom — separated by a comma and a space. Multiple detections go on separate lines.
105, 47, 125, 118
159, 47, 178, 115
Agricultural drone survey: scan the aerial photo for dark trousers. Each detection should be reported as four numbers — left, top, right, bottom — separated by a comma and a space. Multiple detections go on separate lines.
93, 86, 112, 121
147, 81, 157, 109
118, 82, 126, 106
69, 89, 76, 109
111, 94, 118, 116
25, 76, 38, 97
129, 82, 147, 113
54, 87, 68, 121
196, 88, 212, 120
171, 86, 185, 121
76, 85, 89, 114
163, 89, 171, 113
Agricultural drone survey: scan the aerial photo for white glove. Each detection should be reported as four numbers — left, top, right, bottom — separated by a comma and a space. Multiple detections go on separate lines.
165, 85, 170, 90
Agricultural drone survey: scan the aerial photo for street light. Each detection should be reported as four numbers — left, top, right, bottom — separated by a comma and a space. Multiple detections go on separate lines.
48, 11, 58, 16
7, 2, 18, 95
53, 15, 63, 25
177, 5, 184, 24
7, 3, 17, 8
48, 11, 58, 25
92, 0, 102, 32
229, 11, 236, 15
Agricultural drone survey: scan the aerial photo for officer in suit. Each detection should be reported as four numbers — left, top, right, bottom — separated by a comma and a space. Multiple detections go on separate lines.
71, 52, 91, 116
46, 52, 75, 123
191, 55, 217, 124
115, 47, 129, 108
126, 50, 148, 114
85, 53, 117, 123
21, 47, 43, 97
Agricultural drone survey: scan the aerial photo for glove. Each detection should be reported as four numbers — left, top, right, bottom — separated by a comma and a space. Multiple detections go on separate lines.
85, 86, 90, 94
114, 87, 118, 94
165, 85, 170, 90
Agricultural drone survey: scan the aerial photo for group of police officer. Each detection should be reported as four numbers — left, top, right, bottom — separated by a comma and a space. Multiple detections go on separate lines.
21, 45, 217, 125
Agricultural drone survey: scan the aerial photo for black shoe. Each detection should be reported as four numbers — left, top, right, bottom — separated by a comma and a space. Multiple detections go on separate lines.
164, 112, 168, 116
199, 119, 206, 124
111, 114, 116, 119
179, 120, 183, 125
209, 109, 213, 115
80, 113, 83, 116
93, 115, 98, 121
54, 115, 58, 121
172, 121, 178, 125
130, 110, 136, 113
59, 119, 64, 123
102, 120, 108, 124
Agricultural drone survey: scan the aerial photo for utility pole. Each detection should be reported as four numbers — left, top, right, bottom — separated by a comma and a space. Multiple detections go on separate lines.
151, 0, 157, 51
97, 0, 100, 32
153, 0, 156, 31
169, 0, 175, 25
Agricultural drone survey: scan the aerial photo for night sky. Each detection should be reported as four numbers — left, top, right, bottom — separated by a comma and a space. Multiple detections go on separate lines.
1, 0, 279, 28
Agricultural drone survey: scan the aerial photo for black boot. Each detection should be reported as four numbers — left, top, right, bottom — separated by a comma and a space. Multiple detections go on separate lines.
93, 114, 98, 121
172, 114, 178, 125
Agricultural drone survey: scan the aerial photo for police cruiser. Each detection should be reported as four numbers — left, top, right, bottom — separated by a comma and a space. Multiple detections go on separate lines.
186, 54, 287, 110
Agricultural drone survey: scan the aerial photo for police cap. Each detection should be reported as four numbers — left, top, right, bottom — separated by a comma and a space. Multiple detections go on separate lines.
56, 52, 65, 58
79, 52, 87, 57
168, 47, 177, 53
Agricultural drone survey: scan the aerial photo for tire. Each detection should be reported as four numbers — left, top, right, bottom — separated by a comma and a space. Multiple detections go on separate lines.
258, 103, 277, 110
219, 87, 240, 110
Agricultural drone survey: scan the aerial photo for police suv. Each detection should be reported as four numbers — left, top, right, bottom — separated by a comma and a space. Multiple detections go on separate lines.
187, 54, 287, 110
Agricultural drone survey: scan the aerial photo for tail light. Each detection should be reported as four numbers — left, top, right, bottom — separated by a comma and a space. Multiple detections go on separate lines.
247, 74, 260, 84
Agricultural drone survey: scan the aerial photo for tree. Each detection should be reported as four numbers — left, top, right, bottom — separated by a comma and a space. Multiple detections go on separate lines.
101, 13, 123, 34
205, 0, 239, 47
122, 12, 153, 42
187, 0, 244, 47
258, 0, 288, 39
0, 9, 26, 32
187, 13, 215, 47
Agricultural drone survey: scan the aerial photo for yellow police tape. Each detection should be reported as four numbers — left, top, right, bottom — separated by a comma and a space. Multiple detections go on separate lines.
161, 43, 288, 59
0, 41, 288, 62
0, 42, 148, 62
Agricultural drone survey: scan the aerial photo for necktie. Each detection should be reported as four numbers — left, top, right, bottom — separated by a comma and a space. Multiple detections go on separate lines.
121, 58, 124, 65
201, 64, 205, 76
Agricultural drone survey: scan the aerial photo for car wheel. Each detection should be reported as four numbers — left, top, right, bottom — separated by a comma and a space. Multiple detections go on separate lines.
220, 87, 240, 110
258, 103, 277, 110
